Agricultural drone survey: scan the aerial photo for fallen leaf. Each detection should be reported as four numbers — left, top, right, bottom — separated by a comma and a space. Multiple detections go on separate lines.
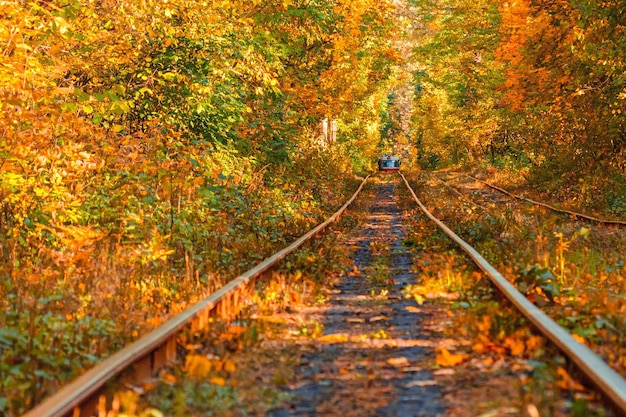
476, 410, 499, 417
435, 347, 469, 367
413, 294, 425, 305
433, 368, 455, 376
220, 324, 247, 341
387, 357, 410, 367
184, 355, 214, 379
347, 317, 365, 323
527, 404, 540, 417
556, 367, 585, 391
210, 376, 226, 386
223, 360, 236, 373
317, 333, 349, 343
571, 334, 585, 344
348, 265, 361, 276
476, 315, 491, 332
405, 306, 421, 313
369, 315, 387, 322
525, 335, 543, 351
161, 373, 177, 384
504, 336, 525, 356
402, 366, 423, 372
405, 380, 438, 387
185, 343, 203, 351
472, 341, 486, 353
228, 325, 246, 335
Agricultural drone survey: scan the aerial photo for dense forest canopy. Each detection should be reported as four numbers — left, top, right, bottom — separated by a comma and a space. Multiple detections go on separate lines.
409, 0, 625, 212
1, 0, 625, 413
0, 0, 402, 298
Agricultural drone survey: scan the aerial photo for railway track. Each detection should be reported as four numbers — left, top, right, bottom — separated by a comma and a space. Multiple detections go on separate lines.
24, 172, 626, 416
400, 173, 626, 412
429, 171, 626, 226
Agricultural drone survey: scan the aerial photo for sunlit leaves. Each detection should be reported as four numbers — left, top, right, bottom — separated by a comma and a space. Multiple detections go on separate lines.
184, 355, 237, 380
410, 0, 625, 175
410, 0, 504, 166
0, 0, 399, 413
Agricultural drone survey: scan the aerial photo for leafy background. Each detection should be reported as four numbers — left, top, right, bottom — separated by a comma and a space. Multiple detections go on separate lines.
1, 0, 625, 414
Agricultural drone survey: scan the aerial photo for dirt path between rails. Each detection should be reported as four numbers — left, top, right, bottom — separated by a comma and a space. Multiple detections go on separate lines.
266, 178, 448, 417
132, 177, 458, 417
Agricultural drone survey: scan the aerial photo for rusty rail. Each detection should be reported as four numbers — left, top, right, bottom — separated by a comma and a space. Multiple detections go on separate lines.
23, 175, 370, 417
400, 172, 626, 413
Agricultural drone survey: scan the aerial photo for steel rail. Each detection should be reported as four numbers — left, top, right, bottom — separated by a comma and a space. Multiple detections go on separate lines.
400, 172, 626, 413
426, 173, 498, 216
24, 175, 370, 417
463, 174, 626, 226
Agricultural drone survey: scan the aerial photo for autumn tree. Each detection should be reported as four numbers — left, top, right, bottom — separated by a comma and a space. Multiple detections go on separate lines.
1, 0, 401, 413
408, 0, 504, 167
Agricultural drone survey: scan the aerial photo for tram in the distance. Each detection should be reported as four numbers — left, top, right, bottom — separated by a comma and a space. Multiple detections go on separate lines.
378, 154, 401, 171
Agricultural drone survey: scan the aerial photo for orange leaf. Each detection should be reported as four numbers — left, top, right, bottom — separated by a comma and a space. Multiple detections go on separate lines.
476, 315, 491, 333
435, 348, 469, 367
472, 341, 486, 353
228, 325, 247, 336
387, 357, 410, 367
525, 335, 543, 351
223, 360, 236, 373
184, 354, 214, 379
193, 176, 204, 187
162, 373, 177, 384
210, 377, 226, 386
347, 317, 365, 323
347, 265, 361, 277
317, 333, 349, 343
504, 336, 525, 356
556, 367, 585, 391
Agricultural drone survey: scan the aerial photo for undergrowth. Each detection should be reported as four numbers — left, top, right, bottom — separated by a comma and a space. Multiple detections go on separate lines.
96, 187, 365, 417
398, 169, 618, 416
0, 149, 362, 415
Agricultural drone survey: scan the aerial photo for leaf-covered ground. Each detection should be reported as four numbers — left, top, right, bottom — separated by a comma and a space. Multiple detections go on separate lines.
102, 174, 619, 416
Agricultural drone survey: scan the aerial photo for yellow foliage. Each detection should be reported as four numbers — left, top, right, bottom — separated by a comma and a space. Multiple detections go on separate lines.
184, 354, 215, 379
183, 354, 236, 380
